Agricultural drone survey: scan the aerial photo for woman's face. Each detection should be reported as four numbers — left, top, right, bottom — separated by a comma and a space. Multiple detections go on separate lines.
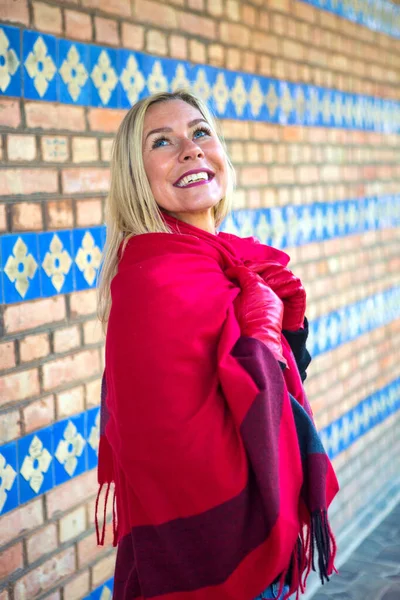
142, 99, 228, 228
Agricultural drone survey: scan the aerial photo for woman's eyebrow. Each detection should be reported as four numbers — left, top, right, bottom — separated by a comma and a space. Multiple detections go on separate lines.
144, 118, 208, 141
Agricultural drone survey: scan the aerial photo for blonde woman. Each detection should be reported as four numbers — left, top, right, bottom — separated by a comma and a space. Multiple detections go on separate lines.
96, 90, 339, 600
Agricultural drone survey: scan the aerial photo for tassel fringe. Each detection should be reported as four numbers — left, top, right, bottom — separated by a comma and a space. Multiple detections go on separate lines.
95, 482, 118, 547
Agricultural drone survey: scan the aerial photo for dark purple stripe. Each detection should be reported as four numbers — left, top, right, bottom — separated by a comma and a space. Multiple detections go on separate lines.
114, 338, 286, 598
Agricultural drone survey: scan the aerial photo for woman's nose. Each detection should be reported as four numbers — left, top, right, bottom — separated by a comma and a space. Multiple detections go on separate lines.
179, 139, 205, 161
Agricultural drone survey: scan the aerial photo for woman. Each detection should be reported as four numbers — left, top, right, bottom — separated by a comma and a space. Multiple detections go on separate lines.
96, 90, 339, 600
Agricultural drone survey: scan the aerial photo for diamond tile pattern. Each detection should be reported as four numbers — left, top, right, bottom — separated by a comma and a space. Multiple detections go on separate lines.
299, 0, 400, 39
0, 26, 399, 132
0, 195, 399, 305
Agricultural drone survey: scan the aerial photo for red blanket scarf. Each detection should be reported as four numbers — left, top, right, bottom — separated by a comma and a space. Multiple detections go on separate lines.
97, 214, 339, 600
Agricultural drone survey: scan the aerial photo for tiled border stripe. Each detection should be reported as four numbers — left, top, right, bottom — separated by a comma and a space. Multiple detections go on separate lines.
320, 377, 400, 460
84, 577, 113, 600
298, 0, 400, 39
1, 24, 400, 132
0, 287, 399, 517
308, 286, 400, 357
1, 194, 399, 305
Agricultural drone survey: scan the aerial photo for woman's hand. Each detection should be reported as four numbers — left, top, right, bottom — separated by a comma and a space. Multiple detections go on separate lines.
226, 265, 286, 367
246, 261, 306, 332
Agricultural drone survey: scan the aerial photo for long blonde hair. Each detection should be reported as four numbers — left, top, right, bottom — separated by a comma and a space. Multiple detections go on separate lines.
97, 90, 236, 327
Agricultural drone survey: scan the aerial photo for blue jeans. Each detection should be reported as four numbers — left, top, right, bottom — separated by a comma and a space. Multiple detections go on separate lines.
254, 583, 290, 599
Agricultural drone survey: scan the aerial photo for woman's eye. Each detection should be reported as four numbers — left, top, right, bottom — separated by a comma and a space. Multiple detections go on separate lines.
193, 128, 211, 139
152, 137, 169, 149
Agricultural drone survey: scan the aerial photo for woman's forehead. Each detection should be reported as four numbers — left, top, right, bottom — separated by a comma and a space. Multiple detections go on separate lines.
144, 99, 204, 129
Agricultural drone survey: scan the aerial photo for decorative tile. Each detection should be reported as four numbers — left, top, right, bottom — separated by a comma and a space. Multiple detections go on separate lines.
0, 25, 21, 97
1, 233, 41, 304
18, 428, 53, 503
141, 53, 169, 97
118, 50, 146, 109
0, 441, 18, 516
278, 81, 297, 126
264, 78, 280, 123
23, 30, 58, 101
53, 414, 86, 485
73, 227, 104, 291
86, 407, 100, 470
89, 45, 119, 108
321, 379, 400, 460
58, 39, 90, 105
39, 230, 74, 297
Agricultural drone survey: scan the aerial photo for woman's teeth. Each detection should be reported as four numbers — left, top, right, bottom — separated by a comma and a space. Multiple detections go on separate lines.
176, 172, 209, 187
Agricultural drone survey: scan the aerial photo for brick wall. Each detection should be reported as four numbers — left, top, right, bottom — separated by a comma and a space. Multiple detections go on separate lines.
0, 0, 399, 598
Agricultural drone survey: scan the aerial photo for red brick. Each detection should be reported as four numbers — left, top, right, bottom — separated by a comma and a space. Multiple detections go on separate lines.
208, 44, 225, 67
220, 120, 251, 140
53, 325, 81, 354
60, 506, 87, 542
13, 547, 75, 598
77, 531, 104, 567
121, 22, 145, 50
46, 470, 97, 518
146, 29, 168, 56
267, 0, 290, 12
25, 102, 85, 131
86, 377, 102, 408
241, 166, 269, 186
7, 134, 36, 161
225, 0, 240, 20
0, 589, 9, 600
0, 99, 21, 129
70, 289, 97, 318
0, 169, 58, 196
95, 16, 119, 45
220, 22, 249, 47
3, 296, 66, 334
46, 200, 74, 229
0, 542, 23, 579
56, 385, 85, 418
0, 368, 40, 407
0, 204, 7, 232
241, 3, 256, 26
76, 198, 103, 226
33, 1, 62, 34
20, 332, 50, 363
189, 39, 206, 64
65, 9, 93, 41
188, 0, 204, 9
207, 0, 223, 15
72, 137, 99, 163
0, 410, 20, 443
92, 553, 115, 586
100, 138, 113, 162
0, 341, 16, 370
83, 319, 103, 345
11, 202, 43, 231
41, 136, 69, 162
177, 11, 216, 39
88, 108, 126, 133
0, 0, 29, 26
26, 523, 58, 564
270, 165, 295, 184
134, 0, 177, 27
226, 47, 241, 71
293, 0, 317, 23
82, 0, 131, 16
42, 349, 100, 391
63, 570, 90, 600
169, 34, 187, 60
23, 395, 54, 433
0, 499, 43, 546
62, 168, 110, 194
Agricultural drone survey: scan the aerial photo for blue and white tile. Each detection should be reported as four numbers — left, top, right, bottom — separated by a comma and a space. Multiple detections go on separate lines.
72, 227, 104, 291
23, 30, 58, 101
1, 233, 41, 304
58, 39, 90, 105
168, 59, 193, 93
264, 78, 281, 123
18, 428, 54, 504
88, 578, 114, 600
278, 81, 297, 126
118, 49, 146, 109
86, 407, 100, 470
190, 64, 213, 108
53, 413, 87, 486
89, 45, 119, 108
0, 441, 19, 516
248, 76, 268, 122
39, 229, 74, 297
141, 52, 170, 97
0, 25, 21, 97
